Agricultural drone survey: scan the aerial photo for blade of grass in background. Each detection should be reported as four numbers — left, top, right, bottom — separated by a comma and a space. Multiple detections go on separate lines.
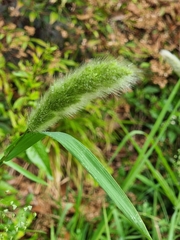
113, 112, 179, 205
154, 145, 179, 190
103, 205, 111, 240
4, 161, 47, 185
55, 203, 73, 237
43, 131, 152, 240
168, 208, 179, 240
91, 208, 113, 240
112, 111, 180, 193
122, 79, 180, 191
109, 130, 146, 164
152, 189, 161, 240
1, 132, 47, 184
146, 161, 177, 205
26, 141, 53, 179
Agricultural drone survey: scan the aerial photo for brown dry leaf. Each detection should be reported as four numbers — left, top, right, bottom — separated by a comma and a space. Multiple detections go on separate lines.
0, 19, 4, 28
6, 22, 16, 30
24, 25, 35, 36
146, 0, 159, 5
134, 12, 158, 30
32, 195, 52, 214
76, 8, 93, 21
150, 59, 172, 77
76, 14, 92, 20
115, 32, 128, 45
127, 2, 141, 15
55, 25, 68, 38
150, 59, 172, 88
152, 75, 168, 88
9, 6, 20, 17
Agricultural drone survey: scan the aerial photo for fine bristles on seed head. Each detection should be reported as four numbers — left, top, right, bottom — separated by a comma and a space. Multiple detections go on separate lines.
160, 49, 180, 77
27, 57, 141, 132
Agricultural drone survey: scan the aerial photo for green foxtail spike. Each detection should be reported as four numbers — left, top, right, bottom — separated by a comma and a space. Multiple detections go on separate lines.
27, 57, 141, 132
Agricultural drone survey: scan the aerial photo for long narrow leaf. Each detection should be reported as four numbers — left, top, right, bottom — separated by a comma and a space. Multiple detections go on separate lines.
5, 161, 47, 185
1, 133, 48, 185
114, 119, 179, 205
147, 161, 178, 206
26, 141, 53, 179
0, 132, 45, 163
43, 131, 152, 240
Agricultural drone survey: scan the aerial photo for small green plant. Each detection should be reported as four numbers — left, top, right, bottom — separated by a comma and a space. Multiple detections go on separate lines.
0, 200, 36, 239
0, 58, 152, 239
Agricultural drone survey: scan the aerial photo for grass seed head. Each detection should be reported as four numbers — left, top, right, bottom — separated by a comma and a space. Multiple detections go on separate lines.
160, 49, 180, 77
27, 57, 141, 132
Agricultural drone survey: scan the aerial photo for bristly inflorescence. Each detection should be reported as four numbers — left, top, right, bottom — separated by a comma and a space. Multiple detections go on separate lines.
160, 49, 180, 77
27, 57, 141, 132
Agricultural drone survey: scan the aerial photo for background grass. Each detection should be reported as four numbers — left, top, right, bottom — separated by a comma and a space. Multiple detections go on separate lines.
0, 0, 180, 239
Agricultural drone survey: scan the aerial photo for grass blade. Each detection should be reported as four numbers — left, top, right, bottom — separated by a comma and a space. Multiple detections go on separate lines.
1, 132, 45, 163
146, 161, 178, 206
91, 208, 113, 240
43, 131, 152, 240
122, 79, 180, 191
1, 132, 47, 184
168, 209, 178, 240
5, 161, 47, 185
110, 117, 179, 206
109, 130, 145, 164
26, 141, 53, 179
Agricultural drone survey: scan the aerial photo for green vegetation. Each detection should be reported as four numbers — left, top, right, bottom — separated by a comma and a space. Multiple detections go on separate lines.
0, 0, 180, 239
